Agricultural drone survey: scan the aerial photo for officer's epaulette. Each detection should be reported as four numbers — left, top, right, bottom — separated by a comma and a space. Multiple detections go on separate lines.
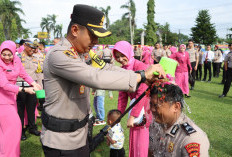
181, 122, 196, 135
170, 124, 179, 136
63, 50, 77, 59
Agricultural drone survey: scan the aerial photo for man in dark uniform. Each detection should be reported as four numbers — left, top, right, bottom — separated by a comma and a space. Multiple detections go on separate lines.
40, 4, 165, 157
219, 43, 232, 98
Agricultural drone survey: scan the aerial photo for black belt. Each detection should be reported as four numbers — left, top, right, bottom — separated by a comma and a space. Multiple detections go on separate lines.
42, 111, 89, 132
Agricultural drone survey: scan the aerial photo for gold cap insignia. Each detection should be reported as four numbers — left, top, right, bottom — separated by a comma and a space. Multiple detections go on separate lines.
100, 16, 104, 26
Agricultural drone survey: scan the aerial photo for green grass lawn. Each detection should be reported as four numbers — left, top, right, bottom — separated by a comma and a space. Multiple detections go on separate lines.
20, 74, 232, 157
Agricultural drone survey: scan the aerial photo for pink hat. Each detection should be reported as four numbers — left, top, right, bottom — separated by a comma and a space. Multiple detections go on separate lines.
0, 40, 17, 55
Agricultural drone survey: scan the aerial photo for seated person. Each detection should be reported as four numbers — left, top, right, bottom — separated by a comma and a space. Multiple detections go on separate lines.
148, 82, 210, 157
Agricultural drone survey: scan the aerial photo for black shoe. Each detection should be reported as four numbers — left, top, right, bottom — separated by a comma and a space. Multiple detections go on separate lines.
201, 79, 206, 82
207, 80, 211, 83
219, 94, 226, 98
185, 94, 191, 98
190, 87, 194, 90
21, 132, 27, 141
29, 129, 41, 136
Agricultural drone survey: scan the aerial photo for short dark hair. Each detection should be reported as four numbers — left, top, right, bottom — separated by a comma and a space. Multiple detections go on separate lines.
150, 84, 184, 108
207, 45, 211, 47
188, 39, 194, 43
228, 43, 232, 47
39, 41, 45, 47
108, 109, 121, 122
67, 21, 86, 34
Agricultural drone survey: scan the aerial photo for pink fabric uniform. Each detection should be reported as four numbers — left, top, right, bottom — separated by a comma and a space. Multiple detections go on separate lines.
141, 46, 153, 65
0, 40, 34, 157
113, 41, 152, 157
170, 48, 192, 94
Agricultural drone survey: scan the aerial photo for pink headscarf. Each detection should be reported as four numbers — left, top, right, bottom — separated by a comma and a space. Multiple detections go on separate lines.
112, 41, 135, 70
0, 40, 16, 56
179, 44, 186, 50
170, 46, 177, 54
0, 40, 21, 69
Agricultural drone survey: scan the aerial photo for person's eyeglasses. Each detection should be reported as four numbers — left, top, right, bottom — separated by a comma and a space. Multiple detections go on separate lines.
1, 53, 13, 57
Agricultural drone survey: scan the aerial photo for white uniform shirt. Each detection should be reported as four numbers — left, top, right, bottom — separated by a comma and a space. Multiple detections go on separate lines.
202, 50, 214, 64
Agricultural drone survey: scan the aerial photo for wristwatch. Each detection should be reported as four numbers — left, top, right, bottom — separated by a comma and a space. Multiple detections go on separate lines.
22, 87, 25, 92
135, 70, 146, 83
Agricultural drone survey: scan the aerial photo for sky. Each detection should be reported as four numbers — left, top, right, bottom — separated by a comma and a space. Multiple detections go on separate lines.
19, 0, 232, 39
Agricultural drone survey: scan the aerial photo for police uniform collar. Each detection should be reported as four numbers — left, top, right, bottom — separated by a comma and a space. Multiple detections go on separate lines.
165, 113, 186, 137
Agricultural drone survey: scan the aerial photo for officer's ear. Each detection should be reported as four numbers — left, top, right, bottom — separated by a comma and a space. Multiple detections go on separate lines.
173, 102, 181, 112
70, 24, 81, 37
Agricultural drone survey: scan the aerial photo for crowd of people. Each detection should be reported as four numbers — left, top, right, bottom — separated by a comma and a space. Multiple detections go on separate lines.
0, 4, 231, 157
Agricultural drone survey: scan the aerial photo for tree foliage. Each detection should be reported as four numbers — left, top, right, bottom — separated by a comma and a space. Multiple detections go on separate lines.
0, 0, 25, 39
145, 0, 157, 45
191, 10, 217, 45
10, 18, 17, 41
40, 14, 63, 39
158, 22, 189, 45
99, 6, 111, 29
0, 21, 5, 43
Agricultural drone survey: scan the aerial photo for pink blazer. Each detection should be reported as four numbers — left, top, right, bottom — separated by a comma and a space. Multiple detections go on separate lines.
117, 60, 151, 126
0, 56, 34, 105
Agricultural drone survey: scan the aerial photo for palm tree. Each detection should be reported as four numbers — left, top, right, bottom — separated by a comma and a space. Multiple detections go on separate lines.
47, 14, 57, 37
0, 0, 25, 39
121, 0, 136, 44
54, 24, 63, 38
22, 28, 31, 39
40, 17, 51, 38
99, 6, 111, 29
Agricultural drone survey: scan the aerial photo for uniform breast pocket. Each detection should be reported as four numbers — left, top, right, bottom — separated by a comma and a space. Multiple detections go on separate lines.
70, 85, 87, 99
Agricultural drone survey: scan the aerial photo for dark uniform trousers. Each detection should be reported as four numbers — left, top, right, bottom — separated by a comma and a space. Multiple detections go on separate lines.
203, 61, 212, 81
110, 148, 125, 157
190, 62, 196, 86
223, 68, 232, 95
213, 62, 220, 77
42, 142, 89, 157
221, 65, 226, 84
17, 92, 37, 130
196, 64, 202, 80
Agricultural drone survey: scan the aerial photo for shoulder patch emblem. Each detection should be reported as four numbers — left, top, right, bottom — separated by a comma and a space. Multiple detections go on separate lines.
63, 50, 77, 59
181, 122, 196, 135
185, 143, 200, 157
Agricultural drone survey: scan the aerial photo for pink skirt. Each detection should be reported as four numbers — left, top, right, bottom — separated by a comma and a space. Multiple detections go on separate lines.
0, 104, 21, 157
175, 72, 189, 95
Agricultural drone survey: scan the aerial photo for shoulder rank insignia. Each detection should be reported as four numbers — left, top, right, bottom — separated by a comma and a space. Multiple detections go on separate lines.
185, 143, 200, 157
170, 124, 179, 136
181, 122, 196, 135
63, 50, 77, 59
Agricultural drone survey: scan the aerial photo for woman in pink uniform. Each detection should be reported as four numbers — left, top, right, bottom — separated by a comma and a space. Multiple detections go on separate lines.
0, 40, 40, 157
170, 44, 192, 97
141, 46, 153, 65
112, 41, 152, 157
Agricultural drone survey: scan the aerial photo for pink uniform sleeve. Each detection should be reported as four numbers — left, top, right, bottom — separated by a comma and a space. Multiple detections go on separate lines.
18, 58, 34, 85
130, 83, 148, 117
169, 53, 177, 61
117, 91, 129, 114
0, 68, 19, 94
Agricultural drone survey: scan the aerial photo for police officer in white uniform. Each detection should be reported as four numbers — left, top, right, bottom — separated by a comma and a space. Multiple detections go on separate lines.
40, 4, 165, 157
